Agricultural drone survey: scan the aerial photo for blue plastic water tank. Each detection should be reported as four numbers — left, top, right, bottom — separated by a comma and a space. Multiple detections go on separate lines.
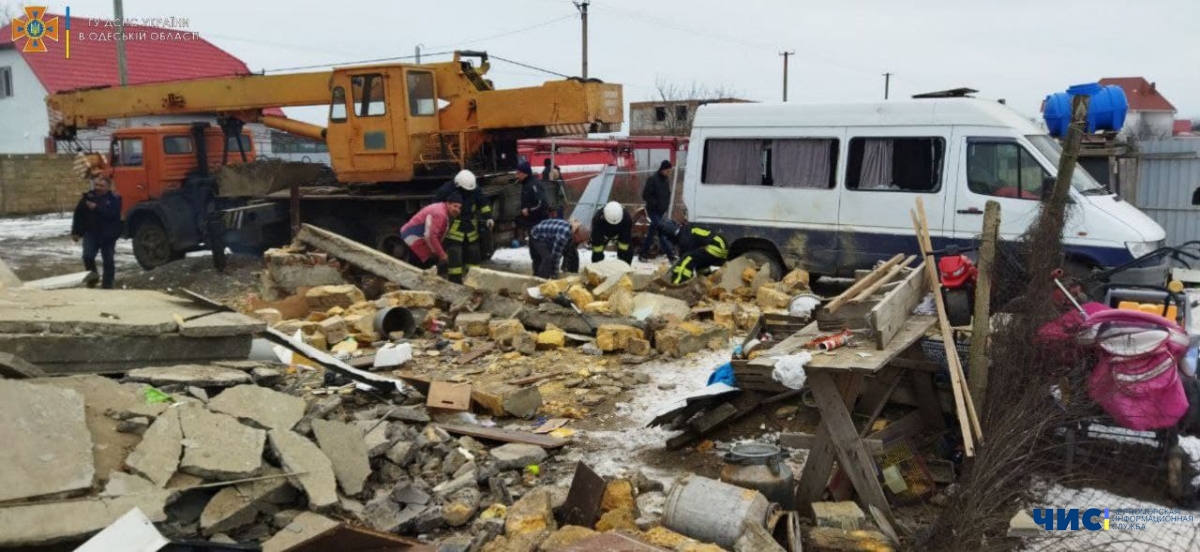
1042, 83, 1128, 137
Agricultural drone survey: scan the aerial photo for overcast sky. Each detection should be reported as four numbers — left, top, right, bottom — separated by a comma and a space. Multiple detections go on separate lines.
34, 0, 1200, 126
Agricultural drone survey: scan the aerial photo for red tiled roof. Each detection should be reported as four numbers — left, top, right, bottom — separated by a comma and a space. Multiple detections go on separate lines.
1175, 120, 1194, 136
1099, 77, 1177, 112
1, 13, 285, 117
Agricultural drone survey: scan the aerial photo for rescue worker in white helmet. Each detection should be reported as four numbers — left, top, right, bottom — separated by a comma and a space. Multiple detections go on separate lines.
433, 169, 493, 283
660, 219, 728, 285
589, 201, 634, 264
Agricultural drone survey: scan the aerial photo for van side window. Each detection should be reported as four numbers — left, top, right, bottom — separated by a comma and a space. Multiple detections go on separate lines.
163, 136, 193, 155
702, 139, 766, 186
967, 140, 1049, 200
772, 139, 837, 189
847, 137, 944, 192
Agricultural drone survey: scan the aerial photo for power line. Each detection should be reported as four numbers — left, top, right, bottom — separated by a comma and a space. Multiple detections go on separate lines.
261, 51, 456, 73
490, 54, 569, 78
426, 14, 575, 51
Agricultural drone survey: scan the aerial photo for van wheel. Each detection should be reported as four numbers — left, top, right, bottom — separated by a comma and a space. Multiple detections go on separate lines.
738, 250, 784, 280
133, 219, 177, 270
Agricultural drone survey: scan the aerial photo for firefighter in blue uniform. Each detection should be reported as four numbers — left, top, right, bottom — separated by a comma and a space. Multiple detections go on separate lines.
433, 169, 493, 283
660, 220, 729, 285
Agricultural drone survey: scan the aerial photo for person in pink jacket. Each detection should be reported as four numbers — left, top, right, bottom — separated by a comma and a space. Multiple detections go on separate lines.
400, 193, 463, 268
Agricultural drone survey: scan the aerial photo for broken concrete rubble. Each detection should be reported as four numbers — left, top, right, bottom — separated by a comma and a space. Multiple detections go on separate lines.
127, 365, 253, 387
0, 489, 174, 547
260, 511, 340, 552
596, 324, 645, 352
311, 419, 371, 496
0, 380, 95, 502
267, 429, 339, 510
305, 285, 365, 311
465, 267, 546, 297
584, 259, 633, 288
207, 384, 306, 431
756, 286, 792, 310
444, 487, 483, 527
813, 501, 867, 530
124, 406, 182, 487
354, 420, 394, 458
537, 326, 566, 350
199, 468, 297, 535
505, 487, 557, 537
490, 443, 547, 471
317, 315, 349, 344
179, 406, 265, 481
379, 289, 437, 308
631, 292, 690, 321
99, 472, 155, 497
456, 312, 492, 337
473, 384, 543, 418
179, 312, 266, 338
655, 321, 731, 357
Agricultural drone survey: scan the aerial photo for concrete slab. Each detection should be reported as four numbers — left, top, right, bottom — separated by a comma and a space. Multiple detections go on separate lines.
207, 385, 306, 430
22, 271, 91, 290
311, 419, 371, 496
0, 258, 20, 288
28, 375, 143, 485
200, 467, 297, 535
179, 407, 265, 481
0, 351, 45, 378
100, 472, 156, 497
464, 266, 546, 297
0, 490, 173, 547
268, 430, 339, 510
0, 380, 95, 501
127, 365, 254, 388
124, 407, 182, 487
0, 335, 253, 374
179, 312, 266, 338
0, 288, 247, 337
261, 512, 340, 552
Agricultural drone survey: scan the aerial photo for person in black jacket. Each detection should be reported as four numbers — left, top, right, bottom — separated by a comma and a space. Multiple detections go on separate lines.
434, 170, 494, 283
638, 159, 676, 262
659, 220, 728, 285
516, 161, 549, 243
71, 177, 123, 289
590, 201, 633, 264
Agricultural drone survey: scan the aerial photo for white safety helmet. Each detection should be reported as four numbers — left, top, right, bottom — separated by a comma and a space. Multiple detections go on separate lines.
602, 201, 623, 225
454, 170, 477, 191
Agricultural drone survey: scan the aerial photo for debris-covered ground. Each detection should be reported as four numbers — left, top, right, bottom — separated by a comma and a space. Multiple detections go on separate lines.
2, 213, 1199, 552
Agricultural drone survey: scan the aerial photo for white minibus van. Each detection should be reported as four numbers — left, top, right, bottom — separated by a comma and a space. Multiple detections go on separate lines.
682, 98, 1167, 284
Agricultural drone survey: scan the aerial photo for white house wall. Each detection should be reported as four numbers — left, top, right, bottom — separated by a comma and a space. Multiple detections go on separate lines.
0, 51, 51, 154
1120, 111, 1176, 140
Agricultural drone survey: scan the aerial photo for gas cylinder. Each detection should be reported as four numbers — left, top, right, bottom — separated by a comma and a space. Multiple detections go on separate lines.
719, 442, 795, 505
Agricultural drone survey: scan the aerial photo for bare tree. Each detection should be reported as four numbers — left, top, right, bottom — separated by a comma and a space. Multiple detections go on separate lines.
1124, 115, 1171, 142
651, 77, 741, 136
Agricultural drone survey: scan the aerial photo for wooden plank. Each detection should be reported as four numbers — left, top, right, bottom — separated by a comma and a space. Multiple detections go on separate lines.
561, 462, 607, 529
912, 200, 979, 453
427, 381, 471, 412
806, 371, 893, 520
795, 372, 862, 511
435, 423, 568, 449
850, 256, 916, 303
968, 200, 1000, 412
866, 409, 926, 443
691, 402, 739, 434
456, 342, 495, 365
780, 432, 884, 455
757, 316, 936, 375
823, 254, 905, 314
867, 260, 930, 350
859, 368, 905, 438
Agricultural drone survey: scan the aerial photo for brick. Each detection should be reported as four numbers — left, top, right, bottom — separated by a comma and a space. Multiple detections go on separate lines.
756, 286, 791, 310
596, 324, 645, 352
306, 285, 366, 312
537, 327, 566, 350
812, 501, 866, 530
455, 312, 492, 337
655, 322, 731, 357
566, 285, 594, 310
317, 315, 348, 344
379, 290, 436, 308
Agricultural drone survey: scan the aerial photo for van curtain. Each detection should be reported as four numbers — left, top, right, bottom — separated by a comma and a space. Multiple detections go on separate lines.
859, 139, 895, 189
707, 139, 764, 185
773, 139, 832, 188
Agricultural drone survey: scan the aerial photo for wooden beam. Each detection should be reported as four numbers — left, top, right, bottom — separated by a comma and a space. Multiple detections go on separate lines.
806, 371, 893, 520
436, 423, 568, 449
968, 200, 1000, 412
795, 373, 861, 510
823, 254, 905, 315
912, 199, 980, 453
866, 260, 929, 350
850, 256, 915, 303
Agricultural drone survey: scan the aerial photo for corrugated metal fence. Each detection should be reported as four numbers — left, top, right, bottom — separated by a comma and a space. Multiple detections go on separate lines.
1134, 138, 1200, 246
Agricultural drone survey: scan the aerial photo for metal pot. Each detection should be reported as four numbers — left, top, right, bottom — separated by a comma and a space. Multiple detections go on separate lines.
719, 442, 796, 506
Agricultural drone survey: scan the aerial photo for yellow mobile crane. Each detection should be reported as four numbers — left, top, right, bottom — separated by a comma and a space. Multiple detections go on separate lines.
48, 51, 623, 268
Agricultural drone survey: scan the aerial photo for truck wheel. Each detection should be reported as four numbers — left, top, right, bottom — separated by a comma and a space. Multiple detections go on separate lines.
738, 249, 783, 280
944, 288, 973, 327
133, 219, 177, 270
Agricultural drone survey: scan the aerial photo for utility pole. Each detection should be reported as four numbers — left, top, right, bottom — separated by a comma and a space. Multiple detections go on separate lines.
113, 0, 128, 86
779, 51, 794, 101
882, 72, 892, 100
414, 44, 423, 64
574, 0, 589, 79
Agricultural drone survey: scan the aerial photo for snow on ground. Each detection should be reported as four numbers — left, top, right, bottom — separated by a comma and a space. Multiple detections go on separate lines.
487, 245, 670, 274
0, 212, 74, 240
1026, 483, 1200, 551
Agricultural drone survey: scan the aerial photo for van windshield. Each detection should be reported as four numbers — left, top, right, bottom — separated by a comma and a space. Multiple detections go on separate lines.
1026, 135, 1109, 195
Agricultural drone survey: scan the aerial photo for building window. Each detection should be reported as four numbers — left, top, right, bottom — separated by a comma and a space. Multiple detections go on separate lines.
162, 136, 193, 155
655, 106, 667, 122
0, 67, 11, 99
675, 105, 688, 122
406, 71, 435, 116
846, 137, 944, 192
112, 138, 144, 166
226, 135, 252, 153
352, 74, 387, 117
702, 138, 838, 189
966, 140, 1049, 200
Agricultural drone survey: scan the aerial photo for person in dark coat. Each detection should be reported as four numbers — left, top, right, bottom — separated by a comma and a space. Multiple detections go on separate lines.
434, 170, 494, 283
590, 201, 633, 264
659, 220, 728, 285
71, 177, 123, 289
638, 159, 676, 261
516, 161, 549, 242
